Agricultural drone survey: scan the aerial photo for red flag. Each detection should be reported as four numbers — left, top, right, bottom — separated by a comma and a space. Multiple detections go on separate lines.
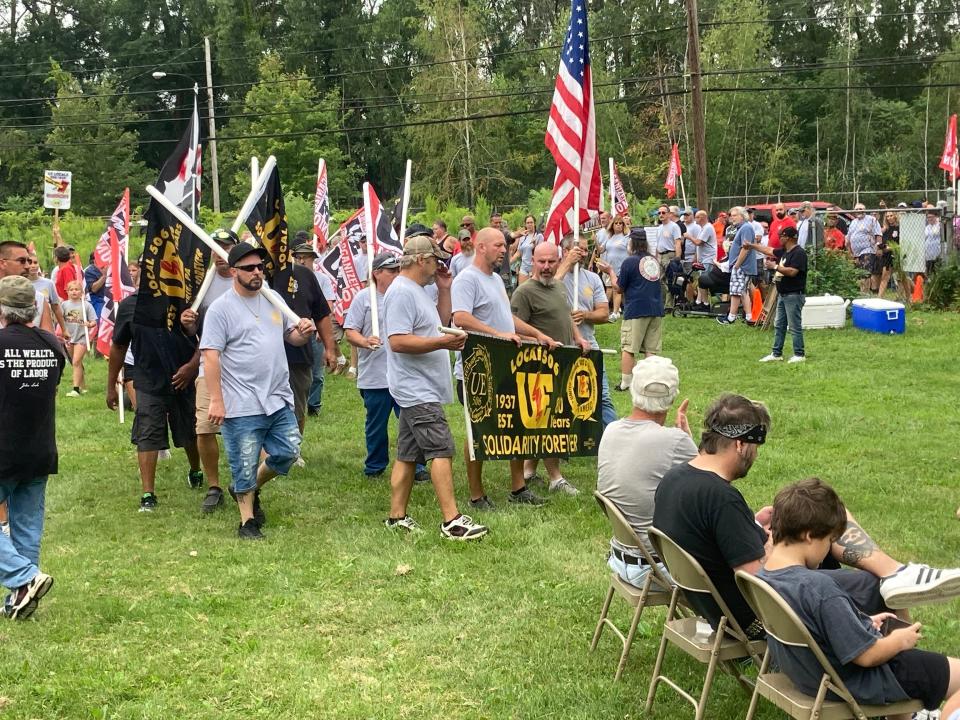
313, 159, 330, 254
664, 144, 681, 199
362, 183, 402, 256
94, 189, 134, 355
542, 0, 601, 244
939, 114, 958, 182
611, 161, 629, 216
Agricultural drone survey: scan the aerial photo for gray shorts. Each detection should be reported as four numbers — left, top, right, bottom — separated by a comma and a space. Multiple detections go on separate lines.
396, 403, 455, 463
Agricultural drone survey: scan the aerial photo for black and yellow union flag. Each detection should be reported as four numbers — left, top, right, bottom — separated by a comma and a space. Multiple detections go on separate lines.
245, 165, 294, 296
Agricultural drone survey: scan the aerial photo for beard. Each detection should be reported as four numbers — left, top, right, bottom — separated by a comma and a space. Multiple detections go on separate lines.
238, 276, 262, 292
733, 449, 755, 479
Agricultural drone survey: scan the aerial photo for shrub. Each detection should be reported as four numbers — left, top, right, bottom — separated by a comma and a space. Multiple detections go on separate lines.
806, 247, 864, 299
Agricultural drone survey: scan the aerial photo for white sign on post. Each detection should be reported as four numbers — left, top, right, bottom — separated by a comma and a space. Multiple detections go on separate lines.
43, 170, 72, 210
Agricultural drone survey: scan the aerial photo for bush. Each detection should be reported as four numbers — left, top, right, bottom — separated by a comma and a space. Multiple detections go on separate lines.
806, 247, 864, 299
926, 257, 960, 310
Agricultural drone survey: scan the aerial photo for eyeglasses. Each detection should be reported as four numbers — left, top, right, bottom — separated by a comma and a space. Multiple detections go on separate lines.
235, 263, 265, 273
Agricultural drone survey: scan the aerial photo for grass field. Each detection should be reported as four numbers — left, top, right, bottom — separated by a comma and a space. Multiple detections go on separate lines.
3, 311, 960, 719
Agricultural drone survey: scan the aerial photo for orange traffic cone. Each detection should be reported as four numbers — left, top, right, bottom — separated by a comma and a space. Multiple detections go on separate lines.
911, 275, 924, 304
750, 287, 763, 323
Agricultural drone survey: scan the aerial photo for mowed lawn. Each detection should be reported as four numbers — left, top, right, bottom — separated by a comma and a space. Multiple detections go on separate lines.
3, 311, 960, 719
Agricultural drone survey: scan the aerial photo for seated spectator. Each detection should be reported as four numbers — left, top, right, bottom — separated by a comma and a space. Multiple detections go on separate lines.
759, 478, 960, 717
597, 356, 696, 587
652, 393, 960, 640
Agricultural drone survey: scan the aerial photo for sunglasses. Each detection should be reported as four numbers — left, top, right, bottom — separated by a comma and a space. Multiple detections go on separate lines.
657, 211, 667, 214
235, 262, 265, 273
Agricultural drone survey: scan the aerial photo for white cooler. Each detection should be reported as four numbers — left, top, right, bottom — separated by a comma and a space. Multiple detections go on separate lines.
800, 294, 849, 329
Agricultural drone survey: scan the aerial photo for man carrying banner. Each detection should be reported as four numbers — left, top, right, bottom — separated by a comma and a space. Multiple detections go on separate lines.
452, 227, 557, 510
511, 242, 592, 495
200, 240, 316, 540
383, 234, 487, 540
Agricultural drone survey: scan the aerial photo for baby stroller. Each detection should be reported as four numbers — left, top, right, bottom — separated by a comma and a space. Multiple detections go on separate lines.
667, 258, 719, 318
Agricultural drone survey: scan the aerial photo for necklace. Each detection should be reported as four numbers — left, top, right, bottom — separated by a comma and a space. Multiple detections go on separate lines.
239, 293, 261, 321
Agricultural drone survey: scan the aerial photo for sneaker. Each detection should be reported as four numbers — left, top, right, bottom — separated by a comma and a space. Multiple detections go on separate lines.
139, 492, 158, 512
0, 521, 9, 537
508, 487, 547, 506
469, 496, 497, 511
879, 564, 960, 609
613, 384, 629, 392
759, 354, 783, 363
716, 316, 735, 325
187, 470, 204, 489
787, 355, 806, 364
913, 709, 941, 720
201, 486, 223, 513
4, 572, 53, 620
548, 477, 580, 496
385, 515, 421, 532
745, 320, 756, 327
608, 312, 620, 322
158, 448, 172, 461
523, 473, 543, 486
253, 490, 266, 528
238, 518, 264, 540
414, 469, 431, 484
66, 390, 81, 398
347, 367, 357, 380
293, 456, 306, 468
307, 407, 320, 417
440, 514, 488, 541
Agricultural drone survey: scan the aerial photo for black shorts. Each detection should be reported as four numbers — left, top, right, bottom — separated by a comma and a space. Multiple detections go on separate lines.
131, 389, 197, 452
888, 649, 950, 710
123, 363, 135, 382
396, 403, 455, 464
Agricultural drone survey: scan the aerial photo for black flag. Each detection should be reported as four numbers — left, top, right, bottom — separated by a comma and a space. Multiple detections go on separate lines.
245, 165, 294, 296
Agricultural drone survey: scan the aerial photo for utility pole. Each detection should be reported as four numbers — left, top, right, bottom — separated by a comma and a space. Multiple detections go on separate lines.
204, 36, 221, 213
685, 0, 709, 213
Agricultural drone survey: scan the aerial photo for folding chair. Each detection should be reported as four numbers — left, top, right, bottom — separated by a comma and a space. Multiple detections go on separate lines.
590, 491, 675, 681
735, 571, 923, 720
646, 527, 766, 720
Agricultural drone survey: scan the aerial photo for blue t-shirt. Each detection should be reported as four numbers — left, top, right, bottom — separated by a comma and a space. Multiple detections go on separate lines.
617, 254, 664, 319
728, 223, 758, 276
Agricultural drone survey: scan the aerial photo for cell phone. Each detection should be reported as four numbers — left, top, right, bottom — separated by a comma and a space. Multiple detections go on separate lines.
881, 617, 912, 636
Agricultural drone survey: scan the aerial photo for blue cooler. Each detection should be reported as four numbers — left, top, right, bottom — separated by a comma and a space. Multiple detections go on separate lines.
851, 298, 906, 335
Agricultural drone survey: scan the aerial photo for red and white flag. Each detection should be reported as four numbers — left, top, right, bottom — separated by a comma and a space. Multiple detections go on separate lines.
94, 189, 134, 355
664, 144, 681, 199
610, 161, 629, 216
362, 183, 403, 256
313, 159, 330, 254
542, 0, 601, 245
939, 114, 958, 182
319, 209, 366, 324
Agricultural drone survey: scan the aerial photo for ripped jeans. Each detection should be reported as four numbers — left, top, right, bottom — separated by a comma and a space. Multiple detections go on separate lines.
221, 406, 302, 494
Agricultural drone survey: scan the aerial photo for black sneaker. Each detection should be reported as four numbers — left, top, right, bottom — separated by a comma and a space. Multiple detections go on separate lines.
440, 514, 488, 541
187, 470, 204, 489
414, 469, 431, 484
469, 495, 497, 511
201, 486, 224, 513
238, 518, 264, 540
3, 572, 53, 620
253, 490, 266, 528
716, 316, 735, 325
139, 492, 158, 512
509, 487, 547, 506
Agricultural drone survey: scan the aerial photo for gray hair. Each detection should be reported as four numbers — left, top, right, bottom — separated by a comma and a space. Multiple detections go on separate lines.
1, 303, 36, 325
399, 254, 419, 269
729, 206, 745, 218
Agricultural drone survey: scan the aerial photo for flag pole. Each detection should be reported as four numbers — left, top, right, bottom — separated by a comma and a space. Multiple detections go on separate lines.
677, 163, 689, 213
398, 159, 412, 238
75, 255, 91, 350
251, 157, 259, 191
362, 182, 380, 339
608, 157, 615, 214
118, 369, 125, 424
573, 188, 581, 302
146, 183, 300, 324
190, 156, 277, 311
312, 158, 325, 254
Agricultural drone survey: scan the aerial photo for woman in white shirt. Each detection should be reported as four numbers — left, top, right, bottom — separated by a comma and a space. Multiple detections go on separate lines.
599, 214, 629, 319
511, 215, 542, 285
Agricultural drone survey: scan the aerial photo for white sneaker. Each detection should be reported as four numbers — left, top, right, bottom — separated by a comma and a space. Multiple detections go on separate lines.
440, 514, 488, 541
879, 563, 960, 609
66, 390, 81, 398
759, 354, 783, 363
548, 477, 580, 496
158, 449, 172, 461
912, 709, 941, 720
0, 521, 9, 537
347, 367, 357, 380
293, 456, 306, 468
787, 355, 806, 364
385, 515, 422, 532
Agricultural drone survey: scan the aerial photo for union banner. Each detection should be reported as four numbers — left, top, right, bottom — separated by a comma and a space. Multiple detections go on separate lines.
462, 334, 603, 460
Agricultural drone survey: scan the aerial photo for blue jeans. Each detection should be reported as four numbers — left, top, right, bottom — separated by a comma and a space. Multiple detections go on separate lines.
0, 476, 47, 590
359, 388, 424, 476
600, 371, 617, 429
772, 293, 805, 358
308, 337, 325, 412
221, 406, 301, 493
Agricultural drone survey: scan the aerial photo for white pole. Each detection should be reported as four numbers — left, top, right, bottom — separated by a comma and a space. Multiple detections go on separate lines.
362, 182, 379, 335
190, 156, 277, 311
678, 172, 689, 214
251, 157, 259, 191
146, 183, 300, 324
608, 157, 615, 213
398, 159, 412, 239
117, 370, 125, 424
573, 188, 580, 303
75, 258, 91, 350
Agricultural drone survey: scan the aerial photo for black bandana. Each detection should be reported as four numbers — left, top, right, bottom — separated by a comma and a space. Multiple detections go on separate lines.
709, 423, 767, 444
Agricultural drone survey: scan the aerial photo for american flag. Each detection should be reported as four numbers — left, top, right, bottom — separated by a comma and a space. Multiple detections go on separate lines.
543, 0, 601, 245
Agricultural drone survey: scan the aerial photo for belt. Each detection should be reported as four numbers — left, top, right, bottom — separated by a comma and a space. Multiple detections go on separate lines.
612, 547, 652, 566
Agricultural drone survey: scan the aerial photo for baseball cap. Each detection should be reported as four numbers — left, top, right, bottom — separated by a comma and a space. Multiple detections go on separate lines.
668, 205, 679, 214
0, 275, 36, 309
460, 214, 475, 227
227, 240, 269, 268
402, 236, 451, 260
372, 252, 400, 271
457, 228, 471, 241
210, 228, 240, 246
630, 356, 679, 399
292, 242, 318, 258
405, 223, 432, 239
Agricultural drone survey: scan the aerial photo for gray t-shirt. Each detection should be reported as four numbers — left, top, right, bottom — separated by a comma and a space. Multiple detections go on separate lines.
603, 233, 630, 275
449, 251, 475, 278
200, 288, 294, 417
343, 289, 387, 390
197, 271, 235, 378
562, 268, 607, 348
451, 264, 514, 379
694, 223, 718, 266
383, 275, 453, 408
60, 299, 95, 344
656, 221, 682, 254
313, 270, 335, 302
33, 277, 58, 307
597, 419, 697, 557
757, 565, 909, 707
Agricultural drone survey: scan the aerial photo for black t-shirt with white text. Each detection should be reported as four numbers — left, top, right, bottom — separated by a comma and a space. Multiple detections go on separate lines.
278, 263, 331, 366
774, 245, 808, 295
0, 324, 67, 481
